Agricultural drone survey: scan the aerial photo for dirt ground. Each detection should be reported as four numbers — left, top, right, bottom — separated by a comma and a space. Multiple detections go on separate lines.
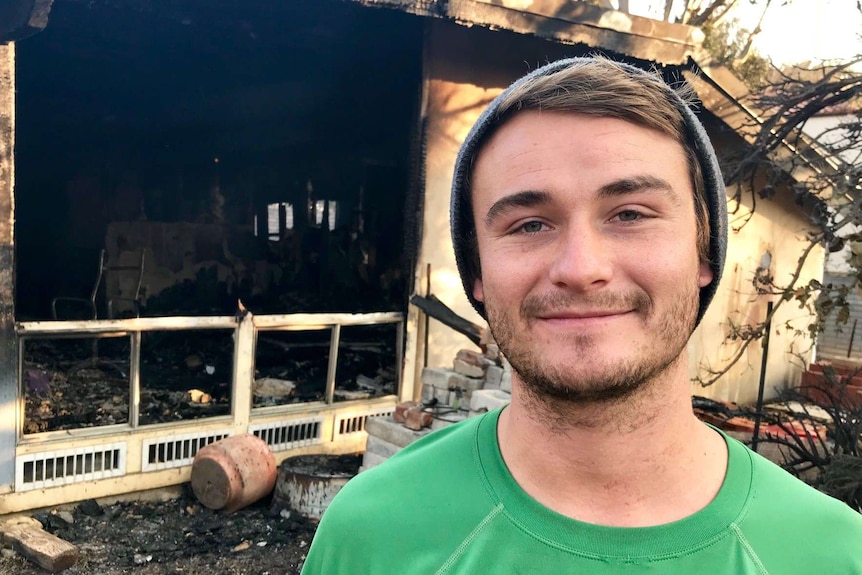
0, 487, 318, 574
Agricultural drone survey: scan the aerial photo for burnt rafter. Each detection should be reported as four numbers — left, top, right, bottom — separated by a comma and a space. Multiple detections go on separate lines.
0, 0, 53, 43
410, 294, 482, 346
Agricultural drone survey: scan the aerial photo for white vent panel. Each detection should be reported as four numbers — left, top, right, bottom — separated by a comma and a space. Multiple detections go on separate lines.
16, 443, 126, 492
141, 429, 232, 472
250, 418, 323, 452
333, 407, 394, 440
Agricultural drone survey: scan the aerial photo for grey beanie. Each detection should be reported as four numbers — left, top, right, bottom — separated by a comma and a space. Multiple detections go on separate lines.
450, 57, 727, 327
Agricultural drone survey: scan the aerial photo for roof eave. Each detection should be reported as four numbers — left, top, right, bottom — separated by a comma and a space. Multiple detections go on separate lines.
350, 0, 704, 65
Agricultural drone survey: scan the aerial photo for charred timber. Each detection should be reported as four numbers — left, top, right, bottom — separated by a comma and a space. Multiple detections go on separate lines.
0, 0, 53, 43
410, 294, 482, 346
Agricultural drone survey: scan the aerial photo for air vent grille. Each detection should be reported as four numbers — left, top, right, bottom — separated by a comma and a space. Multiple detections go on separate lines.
250, 418, 323, 452
141, 429, 231, 472
333, 408, 394, 440
17, 443, 126, 491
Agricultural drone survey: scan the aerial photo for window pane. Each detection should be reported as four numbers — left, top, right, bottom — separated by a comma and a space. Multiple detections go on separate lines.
267, 203, 279, 236
328, 201, 337, 230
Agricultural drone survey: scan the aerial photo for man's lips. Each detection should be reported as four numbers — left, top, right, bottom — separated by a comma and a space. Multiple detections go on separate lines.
535, 309, 633, 320
521, 291, 651, 321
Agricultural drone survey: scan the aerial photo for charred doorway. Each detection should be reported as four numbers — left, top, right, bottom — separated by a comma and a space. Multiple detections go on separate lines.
14, 0, 422, 432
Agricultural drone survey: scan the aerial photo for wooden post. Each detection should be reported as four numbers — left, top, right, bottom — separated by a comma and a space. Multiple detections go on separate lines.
325, 324, 341, 404
231, 311, 255, 435
0, 42, 16, 493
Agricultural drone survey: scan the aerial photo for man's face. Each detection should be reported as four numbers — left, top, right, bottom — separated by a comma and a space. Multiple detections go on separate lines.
470, 111, 713, 403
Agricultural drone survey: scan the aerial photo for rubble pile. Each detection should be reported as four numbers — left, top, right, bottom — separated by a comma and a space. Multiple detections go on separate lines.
692, 396, 828, 442
0, 494, 317, 574
253, 336, 397, 407
22, 339, 133, 434
362, 331, 512, 470
419, 346, 512, 416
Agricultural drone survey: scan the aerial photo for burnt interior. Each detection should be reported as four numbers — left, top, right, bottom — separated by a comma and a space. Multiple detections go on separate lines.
16, 0, 421, 432
22, 323, 399, 433
15, 0, 423, 320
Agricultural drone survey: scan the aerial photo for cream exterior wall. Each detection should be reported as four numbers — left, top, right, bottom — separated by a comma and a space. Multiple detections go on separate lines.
690, 190, 824, 405
415, 66, 498, 371
414, 21, 573, 374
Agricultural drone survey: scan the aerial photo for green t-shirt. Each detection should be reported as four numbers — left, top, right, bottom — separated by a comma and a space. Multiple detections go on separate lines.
302, 409, 862, 574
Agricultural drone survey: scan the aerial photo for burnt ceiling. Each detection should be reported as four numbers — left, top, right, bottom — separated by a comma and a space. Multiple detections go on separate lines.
19, 0, 419, 162
0, 0, 52, 43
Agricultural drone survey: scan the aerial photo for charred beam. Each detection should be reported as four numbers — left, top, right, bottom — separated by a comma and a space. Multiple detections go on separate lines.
0, 0, 53, 44
410, 294, 482, 346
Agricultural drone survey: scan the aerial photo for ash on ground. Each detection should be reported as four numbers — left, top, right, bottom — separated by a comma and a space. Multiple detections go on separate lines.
0, 490, 318, 575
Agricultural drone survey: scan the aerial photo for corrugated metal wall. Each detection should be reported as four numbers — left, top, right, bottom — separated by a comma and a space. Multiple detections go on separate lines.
817, 273, 862, 363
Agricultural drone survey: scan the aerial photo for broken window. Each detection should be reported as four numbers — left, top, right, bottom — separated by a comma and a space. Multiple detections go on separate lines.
256, 202, 294, 240
21, 336, 131, 434
20, 328, 236, 434
138, 329, 235, 424
253, 322, 399, 408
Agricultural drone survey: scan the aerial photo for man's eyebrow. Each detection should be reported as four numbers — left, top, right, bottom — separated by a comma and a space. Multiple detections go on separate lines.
481, 177, 680, 227
597, 175, 680, 203
483, 190, 551, 227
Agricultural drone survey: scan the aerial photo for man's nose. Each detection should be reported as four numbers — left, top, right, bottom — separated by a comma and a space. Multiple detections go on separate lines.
546, 224, 613, 290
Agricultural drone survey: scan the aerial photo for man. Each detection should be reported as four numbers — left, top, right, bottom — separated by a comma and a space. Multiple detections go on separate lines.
302, 57, 862, 573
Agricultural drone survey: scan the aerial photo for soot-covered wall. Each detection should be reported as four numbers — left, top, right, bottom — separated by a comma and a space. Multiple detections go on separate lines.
15, 0, 423, 319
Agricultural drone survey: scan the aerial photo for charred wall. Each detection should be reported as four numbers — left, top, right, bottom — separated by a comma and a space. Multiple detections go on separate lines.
15, 0, 423, 319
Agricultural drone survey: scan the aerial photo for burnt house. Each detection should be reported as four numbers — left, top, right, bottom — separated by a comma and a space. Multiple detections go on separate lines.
0, 0, 830, 511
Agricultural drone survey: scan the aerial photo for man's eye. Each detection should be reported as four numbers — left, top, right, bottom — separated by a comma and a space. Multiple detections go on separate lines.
616, 210, 641, 222
520, 221, 545, 233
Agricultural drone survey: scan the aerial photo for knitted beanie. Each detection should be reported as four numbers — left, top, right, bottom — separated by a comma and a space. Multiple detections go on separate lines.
449, 57, 727, 328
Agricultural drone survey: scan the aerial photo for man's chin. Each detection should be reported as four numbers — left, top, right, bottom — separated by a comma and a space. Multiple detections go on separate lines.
511, 349, 682, 406
518, 371, 649, 405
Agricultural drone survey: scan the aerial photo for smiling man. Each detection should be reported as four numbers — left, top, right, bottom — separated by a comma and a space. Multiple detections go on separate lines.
301, 57, 862, 574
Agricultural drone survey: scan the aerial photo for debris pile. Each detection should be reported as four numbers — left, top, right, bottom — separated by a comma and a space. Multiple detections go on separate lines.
252, 334, 398, 407
0, 494, 317, 574
692, 395, 828, 443
21, 331, 397, 433
20, 335, 234, 433
362, 331, 512, 470
418, 329, 512, 417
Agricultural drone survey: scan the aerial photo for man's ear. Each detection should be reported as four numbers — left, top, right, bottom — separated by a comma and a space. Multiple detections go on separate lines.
473, 277, 485, 303
698, 261, 714, 289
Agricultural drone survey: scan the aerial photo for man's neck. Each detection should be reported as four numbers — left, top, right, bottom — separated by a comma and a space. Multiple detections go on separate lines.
497, 355, 728, 527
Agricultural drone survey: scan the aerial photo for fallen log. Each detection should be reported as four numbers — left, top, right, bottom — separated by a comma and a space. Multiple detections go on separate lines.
0, 523, 78, 573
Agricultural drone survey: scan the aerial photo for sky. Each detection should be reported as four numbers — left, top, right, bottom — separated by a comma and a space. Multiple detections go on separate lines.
742, 0, 862, 65
623, 0, 862, 66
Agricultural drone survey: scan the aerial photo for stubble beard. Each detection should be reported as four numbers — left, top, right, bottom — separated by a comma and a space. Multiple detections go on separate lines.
485, 284, 699, 411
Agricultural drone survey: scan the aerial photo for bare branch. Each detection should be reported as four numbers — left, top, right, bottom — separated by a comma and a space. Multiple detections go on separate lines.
696, 236, 824, 387
736, 0, 772, 62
